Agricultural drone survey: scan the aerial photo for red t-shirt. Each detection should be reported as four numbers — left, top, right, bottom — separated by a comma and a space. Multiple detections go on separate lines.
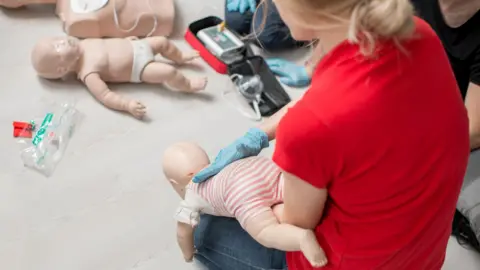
273, 18, 470, 270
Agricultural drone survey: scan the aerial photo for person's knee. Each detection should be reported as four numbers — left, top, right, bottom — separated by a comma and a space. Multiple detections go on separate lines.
225, 10, 252, 35
466, 82, 480, 149
469, 123, 480, 149
255, 26, 297, 51
470, 131, 480, 148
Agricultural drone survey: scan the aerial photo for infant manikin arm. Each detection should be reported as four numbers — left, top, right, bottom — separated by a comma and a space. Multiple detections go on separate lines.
176, 222, 195, 262
84, 73, 130, 112
272, 203, 284, 223
243, 210, 327, 267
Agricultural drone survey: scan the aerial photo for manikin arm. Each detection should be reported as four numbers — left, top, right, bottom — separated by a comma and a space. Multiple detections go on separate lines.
84, 73, 131, 112
272, 203, 285, 222
176, 222, 195, 262
244, 210, 326, 267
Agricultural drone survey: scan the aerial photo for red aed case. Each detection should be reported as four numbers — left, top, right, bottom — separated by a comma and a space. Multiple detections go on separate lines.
185, 16, 246, 74
185, 16, 291, 117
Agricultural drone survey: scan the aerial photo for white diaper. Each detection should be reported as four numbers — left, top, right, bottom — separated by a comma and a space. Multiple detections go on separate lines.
70, 0, 109, 14
130, 39, 155, 83
174, 188, 216, 227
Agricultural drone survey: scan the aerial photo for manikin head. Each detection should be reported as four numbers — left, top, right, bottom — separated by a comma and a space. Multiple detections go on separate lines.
31, 36, 82, 79
162, 142, 210, 199
0, 0, 56, 8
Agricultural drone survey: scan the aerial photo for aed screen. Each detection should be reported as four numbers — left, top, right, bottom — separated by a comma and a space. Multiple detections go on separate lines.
203, 27, 238, 50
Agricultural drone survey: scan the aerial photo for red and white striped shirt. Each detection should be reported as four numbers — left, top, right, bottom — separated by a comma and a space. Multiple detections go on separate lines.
185, 156, 284, 228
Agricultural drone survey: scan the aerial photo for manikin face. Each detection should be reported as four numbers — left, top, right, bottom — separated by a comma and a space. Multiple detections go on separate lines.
32, 36, 82, 79
53, 36, 82, 74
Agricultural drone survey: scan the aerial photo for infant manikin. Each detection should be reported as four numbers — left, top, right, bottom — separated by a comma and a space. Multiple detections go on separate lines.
31, 36, 207, 118
162, 142, 328, 267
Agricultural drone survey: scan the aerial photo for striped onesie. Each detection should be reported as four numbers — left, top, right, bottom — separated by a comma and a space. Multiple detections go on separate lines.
174, 156, 284, 228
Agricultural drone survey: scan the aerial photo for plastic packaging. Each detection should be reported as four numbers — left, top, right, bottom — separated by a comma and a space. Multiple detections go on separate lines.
17, 101, 82, 176
222, 75, 263, 122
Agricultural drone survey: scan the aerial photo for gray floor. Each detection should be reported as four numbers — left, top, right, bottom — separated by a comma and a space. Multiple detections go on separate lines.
1, 1, 480, 269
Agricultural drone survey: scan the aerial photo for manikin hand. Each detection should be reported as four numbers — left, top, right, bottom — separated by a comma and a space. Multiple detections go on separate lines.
226, 0, 257, 14
127, 100, 146, 119
272, 203, 284, 223
266, 58, 311, 87
192, 128, 269, 183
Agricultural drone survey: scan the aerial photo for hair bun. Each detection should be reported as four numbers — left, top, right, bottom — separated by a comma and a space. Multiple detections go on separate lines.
354, 0, 415, 39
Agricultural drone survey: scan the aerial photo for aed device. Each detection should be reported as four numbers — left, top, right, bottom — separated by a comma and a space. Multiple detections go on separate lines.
185, 16, 291, 117
196, 25, 245, 64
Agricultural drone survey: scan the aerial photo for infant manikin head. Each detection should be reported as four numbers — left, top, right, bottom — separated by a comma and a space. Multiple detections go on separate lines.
31, 36, 82, 79
162, 142, 210, 198
0, 0, 56, 8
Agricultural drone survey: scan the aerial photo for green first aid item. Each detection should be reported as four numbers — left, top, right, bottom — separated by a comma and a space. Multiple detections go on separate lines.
32, 113, 54, 146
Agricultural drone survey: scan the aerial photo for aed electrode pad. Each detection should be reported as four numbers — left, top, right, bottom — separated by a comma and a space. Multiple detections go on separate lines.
197, 25, 245, 63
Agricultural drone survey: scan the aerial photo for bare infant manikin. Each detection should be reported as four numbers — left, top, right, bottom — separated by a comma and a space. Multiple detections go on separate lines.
162, 142, 328, 267
1, 0, 174, 38
31, 36, 207, 118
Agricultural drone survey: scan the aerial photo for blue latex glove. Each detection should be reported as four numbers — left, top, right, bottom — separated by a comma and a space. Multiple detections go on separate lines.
226, 0, 256, 14
266, 58, 311, 87
192, 128, 269, 183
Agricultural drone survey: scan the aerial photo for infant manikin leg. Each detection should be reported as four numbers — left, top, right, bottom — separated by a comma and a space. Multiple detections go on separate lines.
145, 37, 199, 64
245, 211, 328, 268
141, 63, 207, 92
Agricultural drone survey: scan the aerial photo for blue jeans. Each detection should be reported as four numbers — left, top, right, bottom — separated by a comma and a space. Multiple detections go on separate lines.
224, 0, 302, 51
194, 215, 287, 270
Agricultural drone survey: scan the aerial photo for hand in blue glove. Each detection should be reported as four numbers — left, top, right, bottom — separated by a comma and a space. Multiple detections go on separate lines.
266, 58, 311, 87
192, 127, 269, 183
226, 0, 257, 14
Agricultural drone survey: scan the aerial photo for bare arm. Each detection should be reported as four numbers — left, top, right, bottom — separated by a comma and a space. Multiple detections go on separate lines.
259, 42, 325, 140
283, 172, 328, 229
176, 222, 195, 262
83, 73, 130, 112
259, 99, 299, 140
244, 211, 327, 267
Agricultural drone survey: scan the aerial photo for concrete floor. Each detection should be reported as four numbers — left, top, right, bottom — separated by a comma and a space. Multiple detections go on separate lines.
1, 1, 480, 269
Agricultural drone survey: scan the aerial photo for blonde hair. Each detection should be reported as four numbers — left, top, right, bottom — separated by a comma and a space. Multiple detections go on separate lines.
255, 0, 415, 55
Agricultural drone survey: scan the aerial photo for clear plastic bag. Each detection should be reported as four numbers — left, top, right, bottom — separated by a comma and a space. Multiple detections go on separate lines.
17, 101, 82, 176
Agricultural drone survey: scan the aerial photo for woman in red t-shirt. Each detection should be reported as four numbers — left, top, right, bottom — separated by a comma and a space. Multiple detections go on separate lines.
191, 0, 470, 269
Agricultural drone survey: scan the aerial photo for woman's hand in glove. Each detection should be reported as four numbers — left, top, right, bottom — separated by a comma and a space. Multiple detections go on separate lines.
226, 0, 257, 14
192, 127, 269, 183
266, 58, 312, 87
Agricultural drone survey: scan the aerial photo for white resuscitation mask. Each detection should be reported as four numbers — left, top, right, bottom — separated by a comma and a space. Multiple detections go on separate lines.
70, 0, 158, 37
70, 0, 109, 13
223, 74, 264, 121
